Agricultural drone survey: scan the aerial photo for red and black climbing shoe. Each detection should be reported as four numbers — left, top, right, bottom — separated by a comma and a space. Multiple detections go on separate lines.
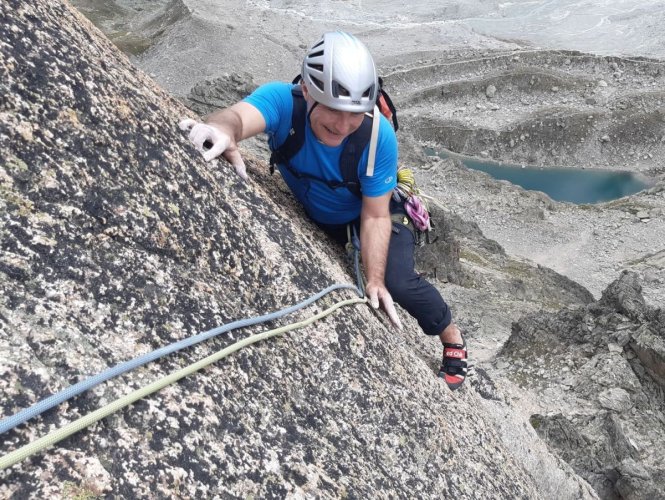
438, 337, 468, 390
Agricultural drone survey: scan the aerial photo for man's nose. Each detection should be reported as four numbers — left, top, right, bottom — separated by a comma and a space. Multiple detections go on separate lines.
335, 112, 357, 132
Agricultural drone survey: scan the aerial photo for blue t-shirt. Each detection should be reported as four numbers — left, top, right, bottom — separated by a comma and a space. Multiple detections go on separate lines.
243, 82, 398, 224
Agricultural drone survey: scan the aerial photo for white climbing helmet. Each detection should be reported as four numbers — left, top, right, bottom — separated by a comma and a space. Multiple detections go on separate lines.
301, 31, 378, 113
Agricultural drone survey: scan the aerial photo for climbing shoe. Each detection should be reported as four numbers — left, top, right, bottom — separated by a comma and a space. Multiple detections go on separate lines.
438, 337, 468, 390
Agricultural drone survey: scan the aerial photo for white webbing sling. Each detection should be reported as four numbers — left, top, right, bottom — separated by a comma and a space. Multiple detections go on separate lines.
365, 105, 381, 177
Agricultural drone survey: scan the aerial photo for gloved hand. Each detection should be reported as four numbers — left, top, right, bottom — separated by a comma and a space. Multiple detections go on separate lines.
179, 118, 248, 181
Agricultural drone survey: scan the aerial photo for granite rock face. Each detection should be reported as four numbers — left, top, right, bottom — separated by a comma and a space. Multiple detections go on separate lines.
503, 271, 665, 499
0, 1, 556, 497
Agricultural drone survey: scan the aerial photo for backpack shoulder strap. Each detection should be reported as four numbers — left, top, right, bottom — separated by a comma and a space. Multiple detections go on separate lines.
269, 86, 306, 174
340, 114, 373, 199
377, 77, 398, 131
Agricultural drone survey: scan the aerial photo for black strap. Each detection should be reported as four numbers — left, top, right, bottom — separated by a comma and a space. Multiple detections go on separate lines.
269, 86, 306, 175
269, 85, 372, 199
340, 116, 372, 199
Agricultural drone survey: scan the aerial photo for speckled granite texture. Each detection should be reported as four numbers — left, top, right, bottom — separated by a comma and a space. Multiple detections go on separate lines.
0, 1, 549, 497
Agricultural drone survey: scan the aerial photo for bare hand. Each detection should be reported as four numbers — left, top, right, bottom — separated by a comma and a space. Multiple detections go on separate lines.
179, 118, 248, 180
366, 282, 403, 330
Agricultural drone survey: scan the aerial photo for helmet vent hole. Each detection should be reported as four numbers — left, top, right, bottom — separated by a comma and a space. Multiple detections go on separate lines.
309, 50, 324, 58
309, 76, 324, 92
332, 81, 350, 98
307, 63, 324, 73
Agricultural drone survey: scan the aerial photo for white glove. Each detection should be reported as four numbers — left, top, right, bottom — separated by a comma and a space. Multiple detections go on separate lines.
179, 118, 248, 180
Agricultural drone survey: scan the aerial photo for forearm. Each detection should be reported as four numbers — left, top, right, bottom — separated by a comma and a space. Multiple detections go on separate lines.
204, 107, 244, 142
360, 212, 392, 285
204, 102, 266, 143
357, 193, 401, 329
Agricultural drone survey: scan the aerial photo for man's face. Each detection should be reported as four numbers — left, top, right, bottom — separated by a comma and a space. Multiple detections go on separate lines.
302, 84, 366, 147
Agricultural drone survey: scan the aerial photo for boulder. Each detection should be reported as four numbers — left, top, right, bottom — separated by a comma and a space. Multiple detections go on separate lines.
502, 272, 665, 498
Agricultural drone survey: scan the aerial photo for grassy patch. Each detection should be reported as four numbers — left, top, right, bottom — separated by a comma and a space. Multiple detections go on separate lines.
529, 414, 543, 430
62, 482, 102, 500
459, 248, 490, 267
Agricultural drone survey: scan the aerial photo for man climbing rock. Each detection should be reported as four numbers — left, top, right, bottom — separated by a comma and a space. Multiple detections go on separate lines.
181, 31, 468, 389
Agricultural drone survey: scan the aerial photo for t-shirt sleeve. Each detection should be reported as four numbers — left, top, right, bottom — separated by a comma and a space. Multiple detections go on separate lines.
242, 82, 293, 146
358, 115, 398, 197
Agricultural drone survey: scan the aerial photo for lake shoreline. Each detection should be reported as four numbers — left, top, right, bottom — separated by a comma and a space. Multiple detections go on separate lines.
430, 145, 659, 177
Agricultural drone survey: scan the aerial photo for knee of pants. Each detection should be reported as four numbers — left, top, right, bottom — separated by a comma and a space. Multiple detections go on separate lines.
384, 270, 453, 336
384, 268, 409, 300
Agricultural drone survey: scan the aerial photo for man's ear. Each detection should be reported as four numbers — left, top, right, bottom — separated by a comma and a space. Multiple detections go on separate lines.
300, 82, 317, 115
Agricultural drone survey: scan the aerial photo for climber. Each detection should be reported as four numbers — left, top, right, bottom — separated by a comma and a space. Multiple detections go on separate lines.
180, 31, 468, 389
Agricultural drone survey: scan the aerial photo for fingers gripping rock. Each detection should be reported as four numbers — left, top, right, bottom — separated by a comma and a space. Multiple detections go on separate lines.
367, 286, 403, 330
178, 118, 197, 131
178, 117, 248, 181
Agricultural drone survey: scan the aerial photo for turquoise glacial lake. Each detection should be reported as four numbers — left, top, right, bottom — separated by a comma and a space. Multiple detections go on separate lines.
429, 150, 648, 204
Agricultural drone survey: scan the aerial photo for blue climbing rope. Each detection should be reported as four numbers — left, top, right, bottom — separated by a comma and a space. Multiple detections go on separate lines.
0, 282, 362, 435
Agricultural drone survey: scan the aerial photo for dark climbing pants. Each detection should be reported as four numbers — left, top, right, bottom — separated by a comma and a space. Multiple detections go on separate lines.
316, 204, 452, 336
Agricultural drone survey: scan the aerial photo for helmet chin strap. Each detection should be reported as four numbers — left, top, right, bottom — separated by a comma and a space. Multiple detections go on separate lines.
300, 81, 319, 122
307, 101, 318, 121
307, 101, 326, 144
